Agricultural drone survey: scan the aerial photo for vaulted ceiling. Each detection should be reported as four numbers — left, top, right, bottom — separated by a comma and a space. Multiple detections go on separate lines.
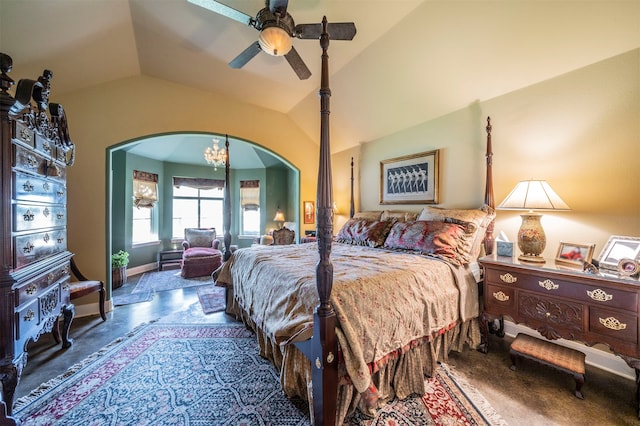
1, 0, 638, 165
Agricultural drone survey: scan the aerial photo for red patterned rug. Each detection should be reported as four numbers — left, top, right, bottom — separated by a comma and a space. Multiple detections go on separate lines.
13, 321, 505, 425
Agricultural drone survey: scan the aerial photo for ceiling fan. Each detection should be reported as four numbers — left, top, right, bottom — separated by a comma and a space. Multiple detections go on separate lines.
187, 0, 356, 80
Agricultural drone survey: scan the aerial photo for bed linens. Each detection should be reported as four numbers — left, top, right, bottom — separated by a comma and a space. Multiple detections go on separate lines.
216, 241, 479, 395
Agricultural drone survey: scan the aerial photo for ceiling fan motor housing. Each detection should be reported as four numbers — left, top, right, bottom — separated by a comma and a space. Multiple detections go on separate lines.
255, 8, 295, 56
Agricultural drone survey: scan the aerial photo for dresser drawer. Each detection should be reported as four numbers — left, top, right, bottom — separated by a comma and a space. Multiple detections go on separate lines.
484, 284, 516, 313
34, 133, 55, 159
15, 262, 70, 307
13, 144, 66, 182
13, 171, 66, 204
518, 291, 584, 334
15, 298, 40, 342
485, 268, 638, 313
12, 120, 35, 148
13, 229, 67, 270
589, 306, 637, 344
13, 203, 66, 232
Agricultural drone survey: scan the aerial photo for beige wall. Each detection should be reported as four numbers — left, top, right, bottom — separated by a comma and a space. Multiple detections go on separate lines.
57, 75, 319, 282
339, 49, 639, 260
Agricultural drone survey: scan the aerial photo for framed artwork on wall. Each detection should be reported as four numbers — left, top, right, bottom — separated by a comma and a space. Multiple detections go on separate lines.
303, 201, 315, 224
555, 241, 595, 268
597, 235, 640, 272
380, 149, 439, 204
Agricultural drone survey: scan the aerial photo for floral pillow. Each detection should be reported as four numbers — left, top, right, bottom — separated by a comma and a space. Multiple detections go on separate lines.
383, 220, 467, 265
417, 205, 496, 260
336, 218, 396, 248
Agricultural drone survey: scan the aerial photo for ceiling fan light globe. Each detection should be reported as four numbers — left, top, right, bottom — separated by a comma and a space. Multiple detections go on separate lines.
259, 26, 292, 56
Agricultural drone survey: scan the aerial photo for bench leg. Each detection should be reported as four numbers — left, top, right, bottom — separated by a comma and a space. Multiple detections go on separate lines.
574, 374, 585, 399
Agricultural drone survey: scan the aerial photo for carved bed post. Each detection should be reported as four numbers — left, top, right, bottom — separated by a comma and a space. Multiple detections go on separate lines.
294, 17, 339, 426
483, 117, 495, 255
349, 157, 355, 219
223, 134, 232, 261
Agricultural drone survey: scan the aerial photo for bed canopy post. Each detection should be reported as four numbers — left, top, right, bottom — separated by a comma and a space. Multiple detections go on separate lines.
349, 157, 355, 218
223, 134, 232, 261
293, 16, 340, 426
483, 117, 495, 256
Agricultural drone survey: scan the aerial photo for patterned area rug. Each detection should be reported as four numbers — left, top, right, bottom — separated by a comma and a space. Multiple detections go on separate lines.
196, 285, 226, 314
14, 321, 506, 425
133, 269, 212, 293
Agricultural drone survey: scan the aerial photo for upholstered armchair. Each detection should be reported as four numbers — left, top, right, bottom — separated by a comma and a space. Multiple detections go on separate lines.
181, 228, 223, 278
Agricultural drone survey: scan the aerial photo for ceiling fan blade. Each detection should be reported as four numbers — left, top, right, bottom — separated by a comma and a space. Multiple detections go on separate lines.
187, 0, 252, 26
268, 0, 289, 16
284, 46, 311, 80
229, 42, 262, 68
294, 22, 357, 40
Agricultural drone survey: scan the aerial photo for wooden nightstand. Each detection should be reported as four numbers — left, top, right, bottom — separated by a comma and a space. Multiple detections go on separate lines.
478, 254, 640, 417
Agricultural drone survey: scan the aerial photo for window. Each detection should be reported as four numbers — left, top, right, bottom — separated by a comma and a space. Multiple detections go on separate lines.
132, 205, 156, 243
240, 180, 260, 236
132, 170, 158, 244
172, 177, 224, 239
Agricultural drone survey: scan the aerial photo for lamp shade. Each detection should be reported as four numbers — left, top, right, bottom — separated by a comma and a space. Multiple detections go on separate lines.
273, 209, 285, 222
258, 26, 292, 56
498, 180, 570, 211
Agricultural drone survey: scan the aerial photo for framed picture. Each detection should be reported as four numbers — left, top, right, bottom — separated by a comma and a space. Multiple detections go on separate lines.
303, 201, 315, 224
555, 242, 595, 268
597, 235, 640, 271
380, 149, 439, 204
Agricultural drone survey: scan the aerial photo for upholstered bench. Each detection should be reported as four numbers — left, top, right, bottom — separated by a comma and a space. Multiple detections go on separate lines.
181, 247, 222, 279
510, 333, 586, 399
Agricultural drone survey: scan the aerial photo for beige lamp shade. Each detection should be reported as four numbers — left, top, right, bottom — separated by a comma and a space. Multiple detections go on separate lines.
259, 26, 292, 56
498, 180, 570, 263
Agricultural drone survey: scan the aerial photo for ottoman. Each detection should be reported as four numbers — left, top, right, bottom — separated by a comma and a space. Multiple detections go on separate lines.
181, 247, 222, 278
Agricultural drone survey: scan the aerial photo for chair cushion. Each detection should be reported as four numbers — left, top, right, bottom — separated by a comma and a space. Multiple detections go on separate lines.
183, 247, 221, 259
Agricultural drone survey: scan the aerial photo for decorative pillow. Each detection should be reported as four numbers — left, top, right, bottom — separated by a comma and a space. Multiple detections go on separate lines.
352, 211, 383, 221
336, 218, 395, 247
184, 228, 216, 248
383, 220, 467, 265
380, 210, 420, 223
417, 205, 496, 260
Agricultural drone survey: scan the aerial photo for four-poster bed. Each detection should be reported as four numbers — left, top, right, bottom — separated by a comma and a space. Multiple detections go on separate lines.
216, 19, 496, 425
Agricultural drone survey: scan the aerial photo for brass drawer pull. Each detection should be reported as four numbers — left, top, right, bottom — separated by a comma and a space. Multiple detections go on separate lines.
499, 273, 517, 284
23, 181, 34, 192
20, 128, 32, 142
539, 279, 559, 290
23, 310, 35, 321
26, 284, 37, 295
587, 288, 613, 302
43, 182, 50, 192
23, 242, 34, 253
23, 210, 35, 221
62, 283, 71, 291
493, 291, 510, 302
599, 317, 626, 331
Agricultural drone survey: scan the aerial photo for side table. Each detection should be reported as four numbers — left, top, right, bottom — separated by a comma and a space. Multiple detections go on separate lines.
157, 249, 184, 271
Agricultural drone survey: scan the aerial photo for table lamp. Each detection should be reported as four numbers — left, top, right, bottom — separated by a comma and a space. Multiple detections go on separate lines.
273, 208, 285, 229
498, 180, 570, 263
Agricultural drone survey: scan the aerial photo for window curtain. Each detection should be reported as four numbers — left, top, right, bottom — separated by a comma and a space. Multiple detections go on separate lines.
172, 177, 225, 190
133, 170, 158, 209
240, 180, 260, 211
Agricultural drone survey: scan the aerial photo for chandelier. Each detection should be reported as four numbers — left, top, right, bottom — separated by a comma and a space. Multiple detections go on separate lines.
204, 138, 227, 170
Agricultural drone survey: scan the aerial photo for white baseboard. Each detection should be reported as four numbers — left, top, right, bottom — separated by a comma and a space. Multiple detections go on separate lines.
503, 321, 636, 381
127, 262, 157, 276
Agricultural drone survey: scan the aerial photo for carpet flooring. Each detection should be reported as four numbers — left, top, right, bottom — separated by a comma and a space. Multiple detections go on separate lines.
13, 319, 505, 425
113, 269, 211, 306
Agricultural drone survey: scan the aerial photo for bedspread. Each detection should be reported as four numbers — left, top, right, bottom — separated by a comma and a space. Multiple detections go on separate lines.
216, 242, 479, 394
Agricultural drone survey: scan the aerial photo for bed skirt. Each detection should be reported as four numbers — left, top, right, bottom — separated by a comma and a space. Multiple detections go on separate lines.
225, 290, 482, 424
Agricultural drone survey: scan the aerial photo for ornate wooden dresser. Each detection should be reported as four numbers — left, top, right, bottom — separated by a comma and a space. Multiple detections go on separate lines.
479, 254, 640, 417
0, 53, 76, 422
